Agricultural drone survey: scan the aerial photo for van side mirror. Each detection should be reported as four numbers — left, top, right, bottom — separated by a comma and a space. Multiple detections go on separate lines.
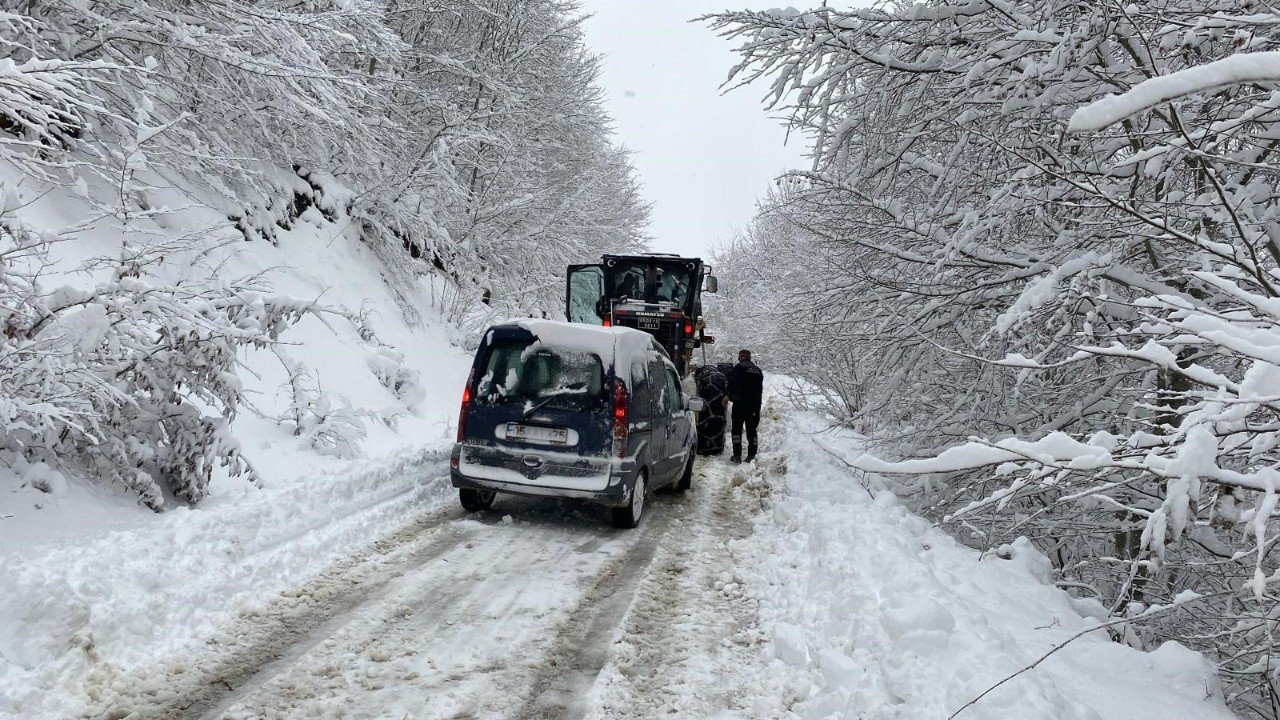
704, 275, 718, 294
687, 396, 706, 413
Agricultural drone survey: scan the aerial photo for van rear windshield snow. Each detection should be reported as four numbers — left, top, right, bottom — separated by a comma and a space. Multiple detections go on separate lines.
476, 339, 606, 409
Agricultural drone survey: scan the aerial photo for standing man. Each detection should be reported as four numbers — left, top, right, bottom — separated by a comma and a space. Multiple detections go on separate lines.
725, 349, 764, 463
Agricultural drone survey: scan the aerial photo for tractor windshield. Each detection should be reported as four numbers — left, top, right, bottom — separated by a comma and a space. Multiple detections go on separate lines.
655, 264, 693, 307
609, 261, 647, 301
608, 259, 695, 310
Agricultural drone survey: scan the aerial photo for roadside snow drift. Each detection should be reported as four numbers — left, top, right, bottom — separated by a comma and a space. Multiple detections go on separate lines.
0, 170, 475, 717
0, 450, 458, 718
728, 396, 1234, 719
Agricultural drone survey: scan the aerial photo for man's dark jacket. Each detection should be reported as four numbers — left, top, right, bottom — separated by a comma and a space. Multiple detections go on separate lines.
726, 359, 764, 410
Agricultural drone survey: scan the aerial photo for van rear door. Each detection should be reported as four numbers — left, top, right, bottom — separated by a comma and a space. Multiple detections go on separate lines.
464, 328, 612, 460
626, 358, 658, 469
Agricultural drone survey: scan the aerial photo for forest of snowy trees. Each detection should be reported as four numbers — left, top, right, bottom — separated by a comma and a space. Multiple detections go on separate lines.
707, 3, 1280, 716
11, 0, 1280, 714
0, 1, 646, 509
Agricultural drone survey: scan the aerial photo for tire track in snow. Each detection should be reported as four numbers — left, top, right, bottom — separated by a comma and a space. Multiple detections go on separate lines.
76, 494, 468, 720
510, 500, 681, 720
202, 493, 693, 720
584, 403, 786, 718
585, 460, 768, 718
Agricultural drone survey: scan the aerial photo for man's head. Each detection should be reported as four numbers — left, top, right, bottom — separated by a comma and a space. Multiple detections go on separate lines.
738, 349, 751, 362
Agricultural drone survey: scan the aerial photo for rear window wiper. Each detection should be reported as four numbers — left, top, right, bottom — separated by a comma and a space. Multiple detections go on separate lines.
521, 384, 587, 419
522, 395, 559, 419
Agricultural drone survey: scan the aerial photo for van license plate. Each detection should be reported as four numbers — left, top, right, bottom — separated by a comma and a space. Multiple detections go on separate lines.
507, 424, 568, 444
639, 318, 660, 329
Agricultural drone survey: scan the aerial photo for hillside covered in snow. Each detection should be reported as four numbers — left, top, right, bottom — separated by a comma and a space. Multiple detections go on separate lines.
0, 0, 648, 512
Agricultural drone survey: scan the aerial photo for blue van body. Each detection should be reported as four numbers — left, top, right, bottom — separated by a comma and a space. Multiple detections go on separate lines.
450, 319, 699, 526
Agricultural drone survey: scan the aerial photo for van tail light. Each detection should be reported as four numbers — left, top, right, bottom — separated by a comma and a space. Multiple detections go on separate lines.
602, 315, 611, 327
683, 318, 693, 335
611, 378, 628, 458
456, 368, 474, 442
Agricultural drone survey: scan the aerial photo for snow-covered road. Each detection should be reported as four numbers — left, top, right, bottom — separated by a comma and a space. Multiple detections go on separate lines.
63, 461, 771, 720
192, 498, 682, 720
1, 393, 1242, 719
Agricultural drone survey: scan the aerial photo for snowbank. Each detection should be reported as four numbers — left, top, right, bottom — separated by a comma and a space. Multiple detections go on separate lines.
731, 390, 1235, 719
0, 449, 455, 717
0, 172, 475, 716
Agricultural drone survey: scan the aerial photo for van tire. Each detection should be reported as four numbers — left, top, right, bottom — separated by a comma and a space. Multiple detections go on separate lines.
460, 488, 496, 512
675, 454, 694, 493
612, 471, 647, 529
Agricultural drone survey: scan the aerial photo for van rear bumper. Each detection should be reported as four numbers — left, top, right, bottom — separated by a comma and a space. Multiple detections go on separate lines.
450, 444, 635, 507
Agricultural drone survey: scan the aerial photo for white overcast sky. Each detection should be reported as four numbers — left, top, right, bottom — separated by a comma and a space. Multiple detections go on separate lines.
577, 2, 813, 257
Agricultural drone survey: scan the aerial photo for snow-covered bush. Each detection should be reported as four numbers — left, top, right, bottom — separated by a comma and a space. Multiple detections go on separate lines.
15, 459, 68, 496
1, 212, 311, 509
367, 346, 425, 409
272, 349, 367, 459
296, 395, 368, 460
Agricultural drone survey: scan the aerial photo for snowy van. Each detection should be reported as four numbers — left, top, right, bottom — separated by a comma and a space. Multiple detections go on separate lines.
450, 319, 704, 528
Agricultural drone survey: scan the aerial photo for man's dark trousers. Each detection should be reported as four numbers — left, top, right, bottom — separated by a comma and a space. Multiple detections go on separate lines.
732, 404, 760, 459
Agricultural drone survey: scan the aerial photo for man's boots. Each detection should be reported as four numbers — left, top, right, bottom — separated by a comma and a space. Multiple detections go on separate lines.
730, 442, 742, 463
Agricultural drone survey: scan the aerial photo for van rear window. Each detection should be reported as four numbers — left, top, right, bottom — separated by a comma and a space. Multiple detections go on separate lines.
476, 339, 606, 409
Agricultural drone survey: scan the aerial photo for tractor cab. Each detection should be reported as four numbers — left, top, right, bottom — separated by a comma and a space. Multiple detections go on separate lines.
566, 254, 716, 375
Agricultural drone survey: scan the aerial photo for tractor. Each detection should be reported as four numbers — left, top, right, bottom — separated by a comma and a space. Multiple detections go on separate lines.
565, 253, 728, 456
565, 253, 716, 376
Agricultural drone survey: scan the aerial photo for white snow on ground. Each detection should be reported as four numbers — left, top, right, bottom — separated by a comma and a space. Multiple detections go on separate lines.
0, 450, 461, 718
0, 174, 475, 718
703, 382, 1236, 720
0, 352, 1243, 720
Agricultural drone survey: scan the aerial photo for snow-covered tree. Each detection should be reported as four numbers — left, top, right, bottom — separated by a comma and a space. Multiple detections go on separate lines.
710, 3, 1280, 714
1, 0, 648, 508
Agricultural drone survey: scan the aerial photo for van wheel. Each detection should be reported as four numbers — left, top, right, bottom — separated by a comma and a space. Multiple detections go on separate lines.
675, 454, 694, 493
460, 488, 496, 512
612, 471, 647, 529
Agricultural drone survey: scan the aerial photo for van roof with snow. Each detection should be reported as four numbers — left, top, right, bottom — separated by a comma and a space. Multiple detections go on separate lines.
488, 319, 669, 386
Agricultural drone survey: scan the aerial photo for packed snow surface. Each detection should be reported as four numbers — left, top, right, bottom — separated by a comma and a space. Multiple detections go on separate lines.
0, 381, 1236, 719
